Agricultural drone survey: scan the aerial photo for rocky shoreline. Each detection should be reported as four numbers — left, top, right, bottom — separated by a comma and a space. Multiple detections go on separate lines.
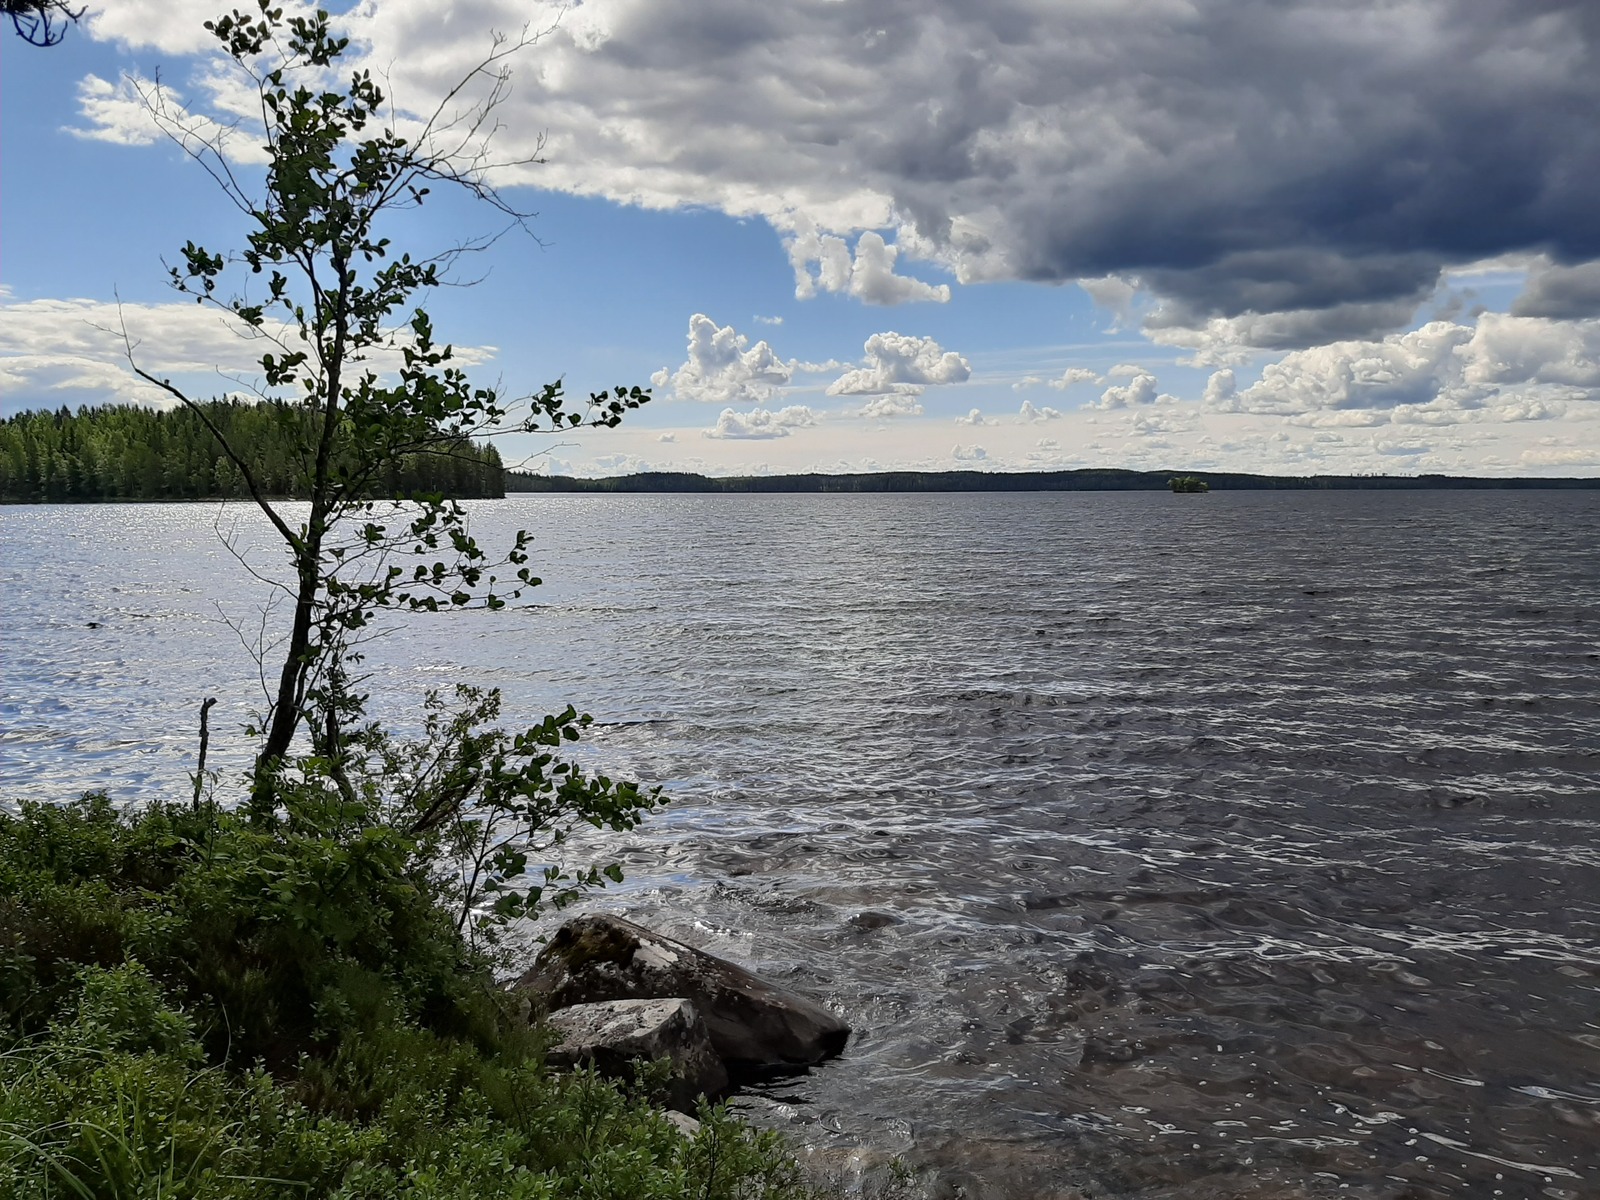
517, 914, 852, 1121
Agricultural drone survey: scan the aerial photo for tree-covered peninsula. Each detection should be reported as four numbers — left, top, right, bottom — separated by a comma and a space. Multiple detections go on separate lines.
0, 401, 507, 502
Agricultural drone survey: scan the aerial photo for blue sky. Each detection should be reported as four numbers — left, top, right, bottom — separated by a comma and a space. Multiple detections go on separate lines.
3, 0, 1598, 477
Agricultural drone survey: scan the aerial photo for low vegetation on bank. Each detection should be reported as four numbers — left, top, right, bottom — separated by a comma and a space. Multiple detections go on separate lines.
0, 789, 811, 1199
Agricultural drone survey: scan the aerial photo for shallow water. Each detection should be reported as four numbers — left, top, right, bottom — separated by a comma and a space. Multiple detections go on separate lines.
3, 491, 1598, 1198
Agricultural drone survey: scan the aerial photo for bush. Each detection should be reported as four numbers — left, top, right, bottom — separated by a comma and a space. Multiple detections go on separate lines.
0, 790, 487, 1069
0, 795, 811, 1200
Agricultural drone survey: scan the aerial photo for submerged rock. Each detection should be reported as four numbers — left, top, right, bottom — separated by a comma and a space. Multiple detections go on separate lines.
545, 997, 728, 1112
848, 910, 902, 932
520, 914, 850, 1073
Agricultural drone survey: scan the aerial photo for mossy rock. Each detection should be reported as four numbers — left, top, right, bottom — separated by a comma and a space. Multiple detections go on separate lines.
544, 914, 639, 971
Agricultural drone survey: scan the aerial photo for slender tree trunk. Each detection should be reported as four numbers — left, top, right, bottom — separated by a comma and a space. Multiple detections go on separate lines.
259, 566, 316, 755
250, 261, 348, 816
192, 696, 217, 810
250, 508, 325, 814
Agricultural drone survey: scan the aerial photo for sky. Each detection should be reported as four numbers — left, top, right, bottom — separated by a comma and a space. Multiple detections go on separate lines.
3, 0, 1599, 478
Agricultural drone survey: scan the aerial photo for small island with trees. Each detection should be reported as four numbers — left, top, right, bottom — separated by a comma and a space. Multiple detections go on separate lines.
1167, 475, 1210, 493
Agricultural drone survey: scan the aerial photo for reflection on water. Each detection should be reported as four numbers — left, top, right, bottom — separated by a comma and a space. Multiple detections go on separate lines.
3, 490, 1599, 1198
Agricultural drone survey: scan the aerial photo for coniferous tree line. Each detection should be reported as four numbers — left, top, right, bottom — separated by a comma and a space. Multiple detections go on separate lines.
0, 400, 505, 501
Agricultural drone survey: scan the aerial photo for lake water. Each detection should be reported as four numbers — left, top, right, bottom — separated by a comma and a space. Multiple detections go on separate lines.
3, 491, 1598, 1199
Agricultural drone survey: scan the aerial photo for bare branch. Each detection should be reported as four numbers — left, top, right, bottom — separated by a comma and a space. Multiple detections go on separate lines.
112, 295, 305, 557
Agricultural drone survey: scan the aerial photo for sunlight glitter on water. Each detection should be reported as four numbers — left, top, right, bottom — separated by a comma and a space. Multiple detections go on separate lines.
3, 489, 1599, 1198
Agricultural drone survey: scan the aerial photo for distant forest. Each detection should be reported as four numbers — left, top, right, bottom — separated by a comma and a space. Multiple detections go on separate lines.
0, 403, 505, 502
6, 408, 1593, 502
506, 468, 1600, 493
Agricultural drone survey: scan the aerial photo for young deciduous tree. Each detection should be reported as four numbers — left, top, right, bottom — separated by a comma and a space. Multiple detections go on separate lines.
123, 2, 658, 934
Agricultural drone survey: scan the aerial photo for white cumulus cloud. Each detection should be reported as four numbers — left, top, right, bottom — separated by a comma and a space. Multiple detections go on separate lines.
0, 290, 495, 413
1236, 316, 1600, 417
591, 452, 654, 473
788, 224, 950, 305
1049, 368, 1102, 391
1201, 368, 1238, 410
652, 314, 795, 404
83, 0, 316, 54
1520, 443, 1600, 468
827, 332, 971, 397
859, 394, 924, 419
703, 405, 817, 439
1097, 373, 1161, 409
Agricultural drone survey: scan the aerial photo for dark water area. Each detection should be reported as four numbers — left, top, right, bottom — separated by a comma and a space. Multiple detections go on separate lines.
3, 490, 1598, 1198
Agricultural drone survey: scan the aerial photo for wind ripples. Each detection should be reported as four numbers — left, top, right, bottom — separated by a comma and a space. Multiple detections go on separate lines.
3, 490, 1598, 1197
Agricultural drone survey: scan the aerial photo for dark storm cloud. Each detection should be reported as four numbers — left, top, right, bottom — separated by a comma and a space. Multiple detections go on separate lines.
911, 0, 1600, 323
1512, 261, 1600, 319
129, 0, 1600, 341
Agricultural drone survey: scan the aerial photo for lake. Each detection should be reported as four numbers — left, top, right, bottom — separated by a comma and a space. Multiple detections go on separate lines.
3, 490, 1598, 1198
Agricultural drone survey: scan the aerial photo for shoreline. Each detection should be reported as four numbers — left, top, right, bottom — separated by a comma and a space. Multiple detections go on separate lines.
5, 465, 1600, 505
504, 466, 1600, 492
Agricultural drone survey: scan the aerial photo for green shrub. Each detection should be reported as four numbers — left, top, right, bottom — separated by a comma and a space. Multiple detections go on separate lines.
0, 792, 488, 1069
0, 797, 811, 1199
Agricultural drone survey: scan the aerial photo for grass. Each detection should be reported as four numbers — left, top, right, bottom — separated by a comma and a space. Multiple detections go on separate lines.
0, 794, 815, 1200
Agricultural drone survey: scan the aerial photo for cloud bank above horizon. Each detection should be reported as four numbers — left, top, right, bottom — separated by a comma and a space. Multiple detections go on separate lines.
4, 0, 1596, 477
79, 1, 1600, 337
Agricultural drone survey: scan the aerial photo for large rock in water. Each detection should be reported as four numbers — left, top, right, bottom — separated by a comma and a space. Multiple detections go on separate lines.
545, 998, 728, 1112
519, 914, 850, 1072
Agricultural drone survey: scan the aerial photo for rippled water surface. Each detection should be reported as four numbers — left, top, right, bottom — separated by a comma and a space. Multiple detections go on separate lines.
3, 491, 1599, 1198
